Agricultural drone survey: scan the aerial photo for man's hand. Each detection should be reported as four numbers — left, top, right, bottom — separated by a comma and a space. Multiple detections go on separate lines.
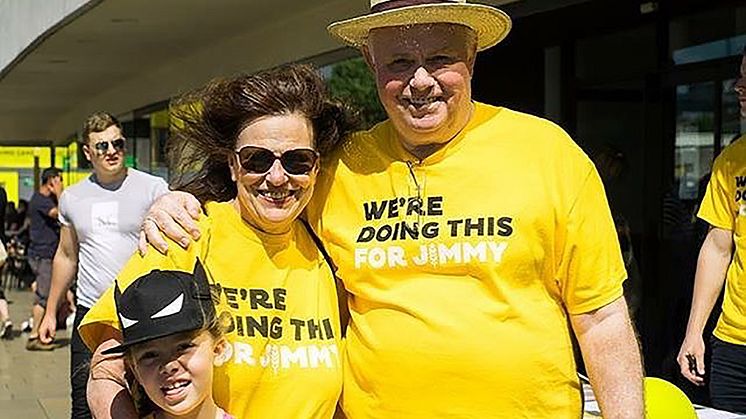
677, 334, 706, 385
138, 191, 202, 255
38, 313, 57, 344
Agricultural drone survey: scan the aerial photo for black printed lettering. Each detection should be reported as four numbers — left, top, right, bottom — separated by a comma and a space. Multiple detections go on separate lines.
273, 288, 287, 310
447, 219, 463, 236
497, 217, 513, 236
464, 217, 484, 236
308, 319, 321, 339
400, 221, 419, 240
387, 198, 400, 218
376, 225, 393, 241
427, 196, 443, 216
422, 222, 439, 239
406, 197, 423, 216
246, 316, 268, 337
357, 226, 375, 243
224, 287, 239, 309
322, 318, 335, 339
270, 317, 283, 339
290, 318, 305, 340
737, 176, 746, 188
363, 201, 387, 221
249, 289, 272, 309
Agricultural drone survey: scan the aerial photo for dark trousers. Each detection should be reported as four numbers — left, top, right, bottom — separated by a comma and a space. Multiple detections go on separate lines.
710, 336, 746, 413
71, 305, 92, 419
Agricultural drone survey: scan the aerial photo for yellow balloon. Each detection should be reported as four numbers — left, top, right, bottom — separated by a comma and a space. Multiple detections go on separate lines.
644, 377, 697, 419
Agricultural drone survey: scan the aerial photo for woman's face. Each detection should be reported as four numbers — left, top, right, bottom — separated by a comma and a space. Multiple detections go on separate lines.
230, 112, 318, 234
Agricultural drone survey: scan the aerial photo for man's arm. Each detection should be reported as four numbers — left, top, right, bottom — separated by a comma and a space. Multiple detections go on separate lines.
47, 206, 59, 221
38, 225, 78, 343
87, 330, 138, 419
676, 227, 733, 385
571, 296, 643, 419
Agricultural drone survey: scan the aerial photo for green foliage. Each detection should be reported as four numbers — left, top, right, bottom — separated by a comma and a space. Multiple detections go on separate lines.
328, 57, 387, 129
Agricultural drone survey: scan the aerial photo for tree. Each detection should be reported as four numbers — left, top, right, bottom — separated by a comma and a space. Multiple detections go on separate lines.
327, 57, 387, 129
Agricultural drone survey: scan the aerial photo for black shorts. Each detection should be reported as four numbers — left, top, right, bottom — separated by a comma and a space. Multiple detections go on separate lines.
710, 336, 746, 413
29, 257, 52, 308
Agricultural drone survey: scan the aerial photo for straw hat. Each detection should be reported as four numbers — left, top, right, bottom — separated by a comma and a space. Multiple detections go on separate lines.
328, 0, 512, 51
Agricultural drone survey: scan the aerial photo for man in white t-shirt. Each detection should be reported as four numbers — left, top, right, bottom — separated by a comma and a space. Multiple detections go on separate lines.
38, 112, 168, 419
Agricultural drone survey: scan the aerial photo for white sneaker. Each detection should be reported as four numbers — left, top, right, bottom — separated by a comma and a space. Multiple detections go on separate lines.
20, 318, 32, 333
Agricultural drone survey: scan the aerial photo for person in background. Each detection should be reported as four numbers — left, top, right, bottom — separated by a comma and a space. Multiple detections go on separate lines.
0, 238, 12, 339
38, 111, 169, 419
9, 199, 31, 244
677, 47, 746, 413
4, 201, 16, 240
0, 185, 7, 245
26, 167, 63, 351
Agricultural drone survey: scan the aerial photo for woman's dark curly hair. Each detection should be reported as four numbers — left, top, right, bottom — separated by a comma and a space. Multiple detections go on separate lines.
167, 64, 357, 203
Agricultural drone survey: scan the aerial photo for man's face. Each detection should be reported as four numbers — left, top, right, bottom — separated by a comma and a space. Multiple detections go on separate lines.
735, 55, 746, 117
365, 23, 477, 157
49, 175, 64, 196
84, 125, 126, 177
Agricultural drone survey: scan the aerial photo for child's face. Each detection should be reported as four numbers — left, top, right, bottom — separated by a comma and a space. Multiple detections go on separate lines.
130, 330, 224, 416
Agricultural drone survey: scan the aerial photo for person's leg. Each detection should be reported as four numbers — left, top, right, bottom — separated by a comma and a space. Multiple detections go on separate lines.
0, 289, 11, 339
26, 258, 54, 350
0, 289, 8, 322
710, 337, 746, 413
70, 305, 92, 419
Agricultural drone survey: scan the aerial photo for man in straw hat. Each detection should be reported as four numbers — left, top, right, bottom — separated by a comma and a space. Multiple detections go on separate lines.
130, 0, 644, 417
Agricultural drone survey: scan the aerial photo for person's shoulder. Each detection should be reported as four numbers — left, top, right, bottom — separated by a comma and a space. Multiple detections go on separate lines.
487, 105, 588, 159
489, 105, 570, 136
128, 168, 168, 186
720, 135, 746, 160
337, 120, 392, 158
62, 174, 93, 196
318, 120, 393, 183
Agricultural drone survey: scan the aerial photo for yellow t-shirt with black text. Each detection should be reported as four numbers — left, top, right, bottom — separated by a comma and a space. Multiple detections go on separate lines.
308, 103, 626, 418
79, 201, 343, 419
698, 136, 746, 345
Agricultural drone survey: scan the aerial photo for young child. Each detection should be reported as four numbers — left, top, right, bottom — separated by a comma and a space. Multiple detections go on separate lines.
103, 260, 233, 419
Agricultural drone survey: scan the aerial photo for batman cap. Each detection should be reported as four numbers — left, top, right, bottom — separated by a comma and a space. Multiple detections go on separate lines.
102, 259, 215, 355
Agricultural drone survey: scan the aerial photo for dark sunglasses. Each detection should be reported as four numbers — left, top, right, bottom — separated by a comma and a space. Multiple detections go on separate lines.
91, 138, 125, 154
235, 146, 318, 175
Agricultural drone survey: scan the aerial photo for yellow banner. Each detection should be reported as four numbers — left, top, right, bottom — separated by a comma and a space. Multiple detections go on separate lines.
0, 147, 52, 169
55, 143, 79, 169
0, 172, 19, 204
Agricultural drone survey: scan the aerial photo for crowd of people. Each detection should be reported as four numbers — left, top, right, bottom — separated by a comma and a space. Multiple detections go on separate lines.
0, 1, 744, 418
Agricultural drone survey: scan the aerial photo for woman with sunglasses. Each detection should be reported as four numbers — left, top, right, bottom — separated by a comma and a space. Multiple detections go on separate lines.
78, 65, 354, 419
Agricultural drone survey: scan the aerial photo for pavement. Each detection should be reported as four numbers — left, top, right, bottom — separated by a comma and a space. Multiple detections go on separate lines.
0, 288, 71, 419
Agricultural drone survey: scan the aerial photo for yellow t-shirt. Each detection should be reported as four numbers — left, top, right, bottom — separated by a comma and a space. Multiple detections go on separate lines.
79, 201, 343, 419
308, 103, 626, 418
698, 136, 746, 345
